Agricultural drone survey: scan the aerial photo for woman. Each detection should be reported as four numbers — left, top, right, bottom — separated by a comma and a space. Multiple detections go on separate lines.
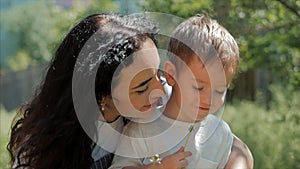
8, 13, 166, 169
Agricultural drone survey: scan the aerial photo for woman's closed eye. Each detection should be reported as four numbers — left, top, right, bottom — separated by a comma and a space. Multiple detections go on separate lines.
132, 76, 152, 95
135, 86, 149, 94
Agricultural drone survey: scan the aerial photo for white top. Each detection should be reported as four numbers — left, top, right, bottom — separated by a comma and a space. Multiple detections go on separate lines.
109, 113, 233, 169
92, 82, 172, 161
92, 116, 124, 160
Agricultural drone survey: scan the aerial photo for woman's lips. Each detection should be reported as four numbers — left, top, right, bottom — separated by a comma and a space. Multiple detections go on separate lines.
143, 101, 158, 109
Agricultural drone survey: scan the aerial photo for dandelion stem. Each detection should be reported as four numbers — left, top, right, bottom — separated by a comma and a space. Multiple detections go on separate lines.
184, 125, 194, 149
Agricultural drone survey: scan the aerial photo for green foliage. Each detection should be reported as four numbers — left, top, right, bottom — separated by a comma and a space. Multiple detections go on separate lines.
87, 0, 118, 14
7, 50, 31, 71
1, 1, 62, 63
0, 107, 15, 169
223, 85, 300, 169
142, 0, 300, 90
143, 3, 300, 167
1, 0, 117, 71
141, 0, 212, 18
226, 0, 300, 90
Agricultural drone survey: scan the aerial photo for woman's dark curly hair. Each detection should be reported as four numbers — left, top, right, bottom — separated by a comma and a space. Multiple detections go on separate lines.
7, 13, 158, 169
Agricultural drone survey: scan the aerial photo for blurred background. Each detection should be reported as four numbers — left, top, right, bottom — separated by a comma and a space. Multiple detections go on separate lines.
0, 0, 299, 168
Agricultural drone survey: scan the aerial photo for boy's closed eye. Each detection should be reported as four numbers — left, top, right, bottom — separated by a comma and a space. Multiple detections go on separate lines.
214, 87, 227, 95
192, 86, 227, 94
193, 86, 203, 91
215, 89, 226, 95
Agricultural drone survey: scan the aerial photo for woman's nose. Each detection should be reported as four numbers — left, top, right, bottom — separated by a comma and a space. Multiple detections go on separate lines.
149, 76, 166, 100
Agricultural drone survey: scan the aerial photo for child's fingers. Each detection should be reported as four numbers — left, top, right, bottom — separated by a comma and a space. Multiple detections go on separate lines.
176, 146, 185, 153
173, 150, 192, 160
179, 159, 189, 168
180, 151, 192, 159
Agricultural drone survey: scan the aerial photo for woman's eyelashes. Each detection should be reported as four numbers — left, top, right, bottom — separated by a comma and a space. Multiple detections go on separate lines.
135, 86, 149, 95
134, 72, 161, 95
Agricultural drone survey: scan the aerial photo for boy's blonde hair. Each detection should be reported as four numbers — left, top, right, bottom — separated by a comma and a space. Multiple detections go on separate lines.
167, 14, 239, 75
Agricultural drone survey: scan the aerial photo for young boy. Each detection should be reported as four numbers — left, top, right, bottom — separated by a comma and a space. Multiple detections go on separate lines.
109, 14, 253, 169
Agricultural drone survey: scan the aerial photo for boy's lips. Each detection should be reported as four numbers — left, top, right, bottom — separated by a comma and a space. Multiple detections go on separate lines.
199, 106, 209, 111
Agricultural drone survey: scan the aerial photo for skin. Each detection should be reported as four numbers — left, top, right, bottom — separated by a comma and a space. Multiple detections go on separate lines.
164, 55, 253, 169
164, 56, 234, 122
113, 39, 193, 169
99, 96, 120, 123
124, 147, 192, 169
101, 38, 165, 122
224, 135, 254, 169
121, 56, 233, 169
110, 43, 253, 169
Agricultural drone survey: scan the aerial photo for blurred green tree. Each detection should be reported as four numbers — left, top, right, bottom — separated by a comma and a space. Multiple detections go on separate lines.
141, 0, 300, 92
142, 1, 300, 168
0, 0, 117, 71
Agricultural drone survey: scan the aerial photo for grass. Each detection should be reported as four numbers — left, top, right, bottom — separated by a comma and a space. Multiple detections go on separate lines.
0, 106, 15, 169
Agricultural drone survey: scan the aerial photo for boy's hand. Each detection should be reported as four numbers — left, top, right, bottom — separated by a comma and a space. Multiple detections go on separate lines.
156, 147, 192, 169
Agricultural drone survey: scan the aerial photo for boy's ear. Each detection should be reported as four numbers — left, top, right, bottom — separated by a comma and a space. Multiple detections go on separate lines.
164, 61, 176, 86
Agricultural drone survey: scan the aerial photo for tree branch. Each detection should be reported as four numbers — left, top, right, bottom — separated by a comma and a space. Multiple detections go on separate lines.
276, 0, 300, 18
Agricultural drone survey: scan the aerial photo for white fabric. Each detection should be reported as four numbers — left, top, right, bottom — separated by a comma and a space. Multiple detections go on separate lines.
109, 113, 233, 169
92, 83, 172, 161
92, 116, 124, 161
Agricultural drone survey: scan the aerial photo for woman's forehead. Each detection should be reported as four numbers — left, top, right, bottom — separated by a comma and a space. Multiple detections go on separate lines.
118, 51, 159, 82
111, 39, 160, 93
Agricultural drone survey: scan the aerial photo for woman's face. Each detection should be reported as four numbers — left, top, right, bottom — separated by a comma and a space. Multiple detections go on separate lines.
110, 38, 165, 119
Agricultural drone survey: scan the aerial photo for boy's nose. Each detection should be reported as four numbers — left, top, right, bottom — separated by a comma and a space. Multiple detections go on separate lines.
200, 89, 211, 106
